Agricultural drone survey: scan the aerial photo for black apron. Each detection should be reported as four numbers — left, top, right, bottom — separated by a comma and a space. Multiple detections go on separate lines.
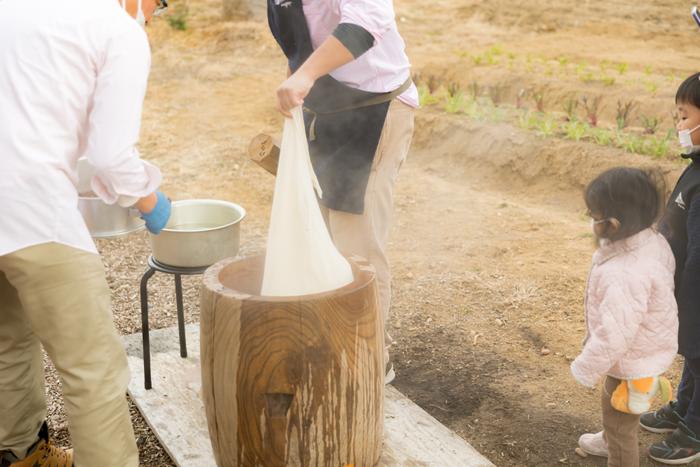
268, 0, 392, 215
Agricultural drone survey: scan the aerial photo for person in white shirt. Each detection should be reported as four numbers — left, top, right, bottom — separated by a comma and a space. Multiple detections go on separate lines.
0, 1, 168, 466
268, 0, 417, 385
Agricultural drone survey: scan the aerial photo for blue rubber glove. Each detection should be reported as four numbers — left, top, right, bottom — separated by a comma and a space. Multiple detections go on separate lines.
140, 190, 171, 234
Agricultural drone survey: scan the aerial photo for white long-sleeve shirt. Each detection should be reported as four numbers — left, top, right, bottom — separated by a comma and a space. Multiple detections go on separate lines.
0, 0, 162, 257
276, 0, 419, 108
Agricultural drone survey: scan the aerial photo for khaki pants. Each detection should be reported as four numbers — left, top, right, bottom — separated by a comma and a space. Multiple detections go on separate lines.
602, 376, 642, 467
320, 98, 415, 364
0, 243, 138, 466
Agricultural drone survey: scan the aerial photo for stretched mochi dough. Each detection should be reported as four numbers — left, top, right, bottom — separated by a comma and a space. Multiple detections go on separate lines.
261, 106, 354, 297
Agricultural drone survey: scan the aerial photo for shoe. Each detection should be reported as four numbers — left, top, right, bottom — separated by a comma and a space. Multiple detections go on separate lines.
385, 361, 395, 385
641, 401, 684, 434
0, 422, 73, 467
647, 422, 700, 464
578, 431, 609, 458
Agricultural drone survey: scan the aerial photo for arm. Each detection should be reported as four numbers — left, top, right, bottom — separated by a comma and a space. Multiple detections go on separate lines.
677, 198, 700, 348
85, 25, 162, 208
276, 0, 395, 116
276, 36, 354, 117
571, 275, 648, 387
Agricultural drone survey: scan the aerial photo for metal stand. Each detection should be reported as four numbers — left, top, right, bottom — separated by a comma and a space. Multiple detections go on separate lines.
140, 255, 209, 389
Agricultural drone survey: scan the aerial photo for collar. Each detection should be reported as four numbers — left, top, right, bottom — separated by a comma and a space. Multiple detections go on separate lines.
681, 152, 700, 164
592, 228, 656, 266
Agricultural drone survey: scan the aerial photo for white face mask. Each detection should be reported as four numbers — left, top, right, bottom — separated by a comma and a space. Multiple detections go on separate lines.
121, 0, 146, 29
678, 123, 700, 154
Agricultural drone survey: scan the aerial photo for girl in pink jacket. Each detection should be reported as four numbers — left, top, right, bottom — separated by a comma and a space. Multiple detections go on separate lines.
571, 167, 679, 467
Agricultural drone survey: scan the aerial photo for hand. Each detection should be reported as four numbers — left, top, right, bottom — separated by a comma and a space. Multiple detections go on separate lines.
276, 71, 315, 117
139, 190, 171, 234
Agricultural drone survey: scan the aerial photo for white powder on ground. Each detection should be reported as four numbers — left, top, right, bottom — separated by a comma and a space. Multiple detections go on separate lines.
261, 106, 354, 297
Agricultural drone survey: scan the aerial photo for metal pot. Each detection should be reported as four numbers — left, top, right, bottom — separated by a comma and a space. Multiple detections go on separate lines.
149, 200, 246, 268
77, 158, 146, 238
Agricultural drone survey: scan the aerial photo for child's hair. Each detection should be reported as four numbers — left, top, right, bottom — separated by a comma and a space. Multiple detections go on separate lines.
676, 72, 700, 107
584, 167, 666, 243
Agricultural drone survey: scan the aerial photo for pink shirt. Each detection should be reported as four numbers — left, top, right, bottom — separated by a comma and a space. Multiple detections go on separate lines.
0, 0, 161, 257
277, 0, 419, 108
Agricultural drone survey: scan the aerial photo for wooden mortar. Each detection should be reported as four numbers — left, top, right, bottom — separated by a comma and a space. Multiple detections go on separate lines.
200, 253, 384, 467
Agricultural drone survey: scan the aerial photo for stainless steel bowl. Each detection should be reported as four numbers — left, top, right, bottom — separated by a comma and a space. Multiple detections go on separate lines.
149, 200, 246, 268
77, 158, 146, 238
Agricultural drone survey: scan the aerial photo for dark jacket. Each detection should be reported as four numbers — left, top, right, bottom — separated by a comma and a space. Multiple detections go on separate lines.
661, 153, 700, 359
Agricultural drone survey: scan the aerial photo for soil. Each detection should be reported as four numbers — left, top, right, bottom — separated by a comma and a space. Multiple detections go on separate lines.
39, 0, 700, 466
78, 190, 99, 198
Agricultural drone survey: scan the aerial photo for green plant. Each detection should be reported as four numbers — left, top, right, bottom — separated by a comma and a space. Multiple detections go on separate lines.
507, 61, 514, 70
516, 88, 529, 109
535, 114, 558, 137
490, 43, 504, 55
468, 81, 485, 101
644, 81, 660, 95
667, 71, 675, 83
574, 61, 588, 73
544, 66, 553, 75
557, 56, 571, 66
616, 100, 634, 132
462, 100, 481, 118
579, 72, 594, 82
487, 84, 504, 105
418, 85, 438, 106
531, 90, 546, 113
646, 134, 673, 158
485, 52, 500, 65
600, 60, 610, 72
669, 110, 680, 128
442, 93, 466, 113
167, 15, 188, 30
485, 105, 509, 122
506, 52, 519, 59
446, 81, 461, 97
582, 94, 604, 126
616, 62, 628, 75
617, 134, 645, 153
601, 75, 616, 86
681, 74, 688, 79
516, 109, 536, 129
525, 65, 533, 73
527, 52, 533, 63
452, 50, 468, 59
639, 115, 660, 134
625, 80, 634, 89
470, 54, 484, 65
562, 121, 590, 142
561, 92, 579, 122
591, 128, 615, 147
645, 65, 653, 77
412, 72, 423, 87
427, 75, 445, 94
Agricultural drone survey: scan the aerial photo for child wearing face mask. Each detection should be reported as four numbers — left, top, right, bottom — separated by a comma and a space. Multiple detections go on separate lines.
571, 167, 678, 467
640, 73, 700, 464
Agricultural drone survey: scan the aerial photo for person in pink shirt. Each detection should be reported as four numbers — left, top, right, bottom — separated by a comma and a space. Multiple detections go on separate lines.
571, 167, 678, 467
268, 0, 418, 384
0, 1, 169, 466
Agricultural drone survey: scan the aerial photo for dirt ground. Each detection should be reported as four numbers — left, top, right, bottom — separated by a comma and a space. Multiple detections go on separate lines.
41, 0, 700, 466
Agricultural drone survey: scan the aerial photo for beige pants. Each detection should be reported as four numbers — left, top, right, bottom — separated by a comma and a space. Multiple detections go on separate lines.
320, 98, 415, 364
0, 243, 138, 466
602, 376, 642, 467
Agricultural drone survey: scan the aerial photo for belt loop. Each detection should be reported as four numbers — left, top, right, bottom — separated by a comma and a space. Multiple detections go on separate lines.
303, 107, 317, 141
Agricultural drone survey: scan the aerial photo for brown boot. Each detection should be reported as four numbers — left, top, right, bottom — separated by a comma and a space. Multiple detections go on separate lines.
1, 422, 72, 467
2, 440, 73, 467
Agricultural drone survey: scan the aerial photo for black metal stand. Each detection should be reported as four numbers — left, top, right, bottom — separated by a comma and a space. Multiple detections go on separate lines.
140, 255, 209, 389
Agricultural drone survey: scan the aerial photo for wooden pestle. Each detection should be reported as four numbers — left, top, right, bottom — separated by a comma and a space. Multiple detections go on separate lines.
248, 133, 280, 176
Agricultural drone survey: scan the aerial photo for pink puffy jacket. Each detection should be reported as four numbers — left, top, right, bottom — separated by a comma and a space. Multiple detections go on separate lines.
571, 228, 678, 388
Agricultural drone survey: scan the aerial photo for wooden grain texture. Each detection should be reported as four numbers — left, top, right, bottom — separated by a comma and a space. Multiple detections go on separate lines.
123, 324, 495, 467
248, 134, 280, 176
200, 253, 384, 467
